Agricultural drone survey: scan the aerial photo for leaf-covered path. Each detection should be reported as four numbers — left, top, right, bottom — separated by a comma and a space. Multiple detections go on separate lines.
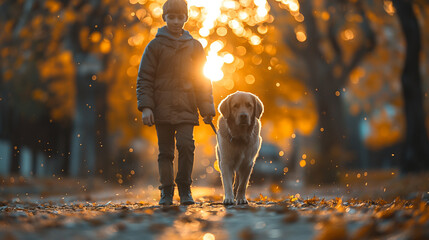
1, 183, 429, 240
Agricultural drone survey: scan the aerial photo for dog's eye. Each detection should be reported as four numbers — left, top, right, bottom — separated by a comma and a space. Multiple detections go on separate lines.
233, 104, 239, 108
246, 103, 252, 108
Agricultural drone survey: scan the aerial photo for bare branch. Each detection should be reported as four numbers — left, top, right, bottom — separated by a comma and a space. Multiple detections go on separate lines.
300, 0, 324, 63
326, 5, 343, 72
13, 0, 35, 38
337, 1, 375, 85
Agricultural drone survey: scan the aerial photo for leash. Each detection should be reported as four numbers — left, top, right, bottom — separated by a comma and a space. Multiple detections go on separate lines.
209, 121, 217, 134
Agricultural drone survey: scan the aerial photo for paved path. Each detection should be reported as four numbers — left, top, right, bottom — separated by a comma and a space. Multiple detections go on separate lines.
1, 185, 428, 240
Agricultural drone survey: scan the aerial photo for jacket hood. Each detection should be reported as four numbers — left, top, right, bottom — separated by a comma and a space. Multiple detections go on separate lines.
156, 26, 193, 41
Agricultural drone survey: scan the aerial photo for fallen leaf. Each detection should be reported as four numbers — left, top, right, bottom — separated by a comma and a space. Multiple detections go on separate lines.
375, 207, 396, 219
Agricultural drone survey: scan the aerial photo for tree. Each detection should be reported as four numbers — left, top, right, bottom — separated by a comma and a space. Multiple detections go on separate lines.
392, 0, 429, 172
0, 0, 148, 180
270, 0, 375, 184
0, 0, 74, 176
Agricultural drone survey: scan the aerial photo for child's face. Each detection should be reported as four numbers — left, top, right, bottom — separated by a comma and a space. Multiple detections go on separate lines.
165, 13, 187, 36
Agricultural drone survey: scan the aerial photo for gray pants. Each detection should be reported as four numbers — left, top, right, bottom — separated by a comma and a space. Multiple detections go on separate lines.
155, 124, 195, 189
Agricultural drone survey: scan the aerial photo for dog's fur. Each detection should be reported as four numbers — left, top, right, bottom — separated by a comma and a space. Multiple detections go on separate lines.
216, 91, 264, 205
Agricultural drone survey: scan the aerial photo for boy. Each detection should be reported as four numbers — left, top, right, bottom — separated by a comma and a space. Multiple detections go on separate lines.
136, 0, 216, 205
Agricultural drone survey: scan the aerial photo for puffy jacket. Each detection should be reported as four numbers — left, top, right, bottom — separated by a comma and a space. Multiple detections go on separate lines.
136, 26, 216, 125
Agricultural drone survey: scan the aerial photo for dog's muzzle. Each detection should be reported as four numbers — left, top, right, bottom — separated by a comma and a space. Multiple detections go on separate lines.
238, 113, 250, 125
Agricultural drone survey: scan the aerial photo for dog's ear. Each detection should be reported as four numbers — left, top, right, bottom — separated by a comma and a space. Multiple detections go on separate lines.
219, 95, 231, 119
253, 94, 264, 119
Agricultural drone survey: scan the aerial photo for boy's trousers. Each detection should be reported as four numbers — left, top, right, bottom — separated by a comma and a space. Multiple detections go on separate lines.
155, 123, 195, 189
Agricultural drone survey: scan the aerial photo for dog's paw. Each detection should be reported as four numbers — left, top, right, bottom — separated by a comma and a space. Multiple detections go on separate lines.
223, 198, 235, 205
236, 198, 248, 205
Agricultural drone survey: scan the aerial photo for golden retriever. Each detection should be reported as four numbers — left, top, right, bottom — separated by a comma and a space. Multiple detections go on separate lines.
216, 91, 264, 205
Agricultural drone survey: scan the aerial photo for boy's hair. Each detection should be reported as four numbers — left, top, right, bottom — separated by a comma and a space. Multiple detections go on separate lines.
162, 0, 188, 21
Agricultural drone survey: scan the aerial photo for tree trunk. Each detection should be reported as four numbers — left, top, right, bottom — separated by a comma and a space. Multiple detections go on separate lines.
274, 0, 375, 185
305, 81, 345, 185
95, 82, 108, 178
59, 123, 72, 176
69, 69, 97, 177
393, 0, 429, 172
0, 58, 12, 176
67, 0, 102, 180
0, 58, 4, 139
9, 110, 21, 174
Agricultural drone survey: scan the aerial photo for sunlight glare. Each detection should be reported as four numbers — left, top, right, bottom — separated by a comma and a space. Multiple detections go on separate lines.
257, 7, 268, 17
250, 35, 261, 45
199, 28, 210, 37
204, 53, 224, 81
198, 38, 208, 48
288, 2, 299, 12
276, 0, 301, 16
223, 53, 234, 64
296, 31, 306, 42
223, 0, 238, 9
186, 0, 273, 82
238, 11, 248, 20
341, 29, 355, 41
210, 40, 224, 52
203, 233, 216, 240
188, 0, 222, 37
204, 40, 228, 81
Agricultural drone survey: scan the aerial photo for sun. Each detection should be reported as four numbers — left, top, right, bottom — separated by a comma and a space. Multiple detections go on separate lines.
186, 0, 271, 82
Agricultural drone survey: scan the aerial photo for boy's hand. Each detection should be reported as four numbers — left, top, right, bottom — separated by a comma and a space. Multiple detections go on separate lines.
203, 115, 213, 124
142, 108, 155, 126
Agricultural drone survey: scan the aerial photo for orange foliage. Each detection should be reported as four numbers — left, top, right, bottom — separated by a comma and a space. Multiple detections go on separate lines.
45, 0, 62, 13
3, 0, 426, 157
365, 110, 404, 150
38, 51, 76, 121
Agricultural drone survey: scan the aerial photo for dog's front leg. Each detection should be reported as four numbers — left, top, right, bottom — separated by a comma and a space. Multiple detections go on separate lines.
233, 172, 239, 199
235, 163, 253, 205
220, 161, 235, 205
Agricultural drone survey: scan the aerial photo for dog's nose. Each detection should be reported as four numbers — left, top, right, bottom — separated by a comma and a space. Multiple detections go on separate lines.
239, 113, 248, 122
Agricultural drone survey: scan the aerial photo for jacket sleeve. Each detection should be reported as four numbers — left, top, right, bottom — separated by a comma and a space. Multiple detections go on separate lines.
192, 40, 216, 117
136, 41, 157, 112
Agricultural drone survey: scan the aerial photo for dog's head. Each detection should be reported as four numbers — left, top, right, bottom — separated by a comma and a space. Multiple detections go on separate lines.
218, 91, 264, 126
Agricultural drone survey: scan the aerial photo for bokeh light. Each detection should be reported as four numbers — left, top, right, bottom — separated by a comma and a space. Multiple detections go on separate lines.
184, 0, 271, 81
